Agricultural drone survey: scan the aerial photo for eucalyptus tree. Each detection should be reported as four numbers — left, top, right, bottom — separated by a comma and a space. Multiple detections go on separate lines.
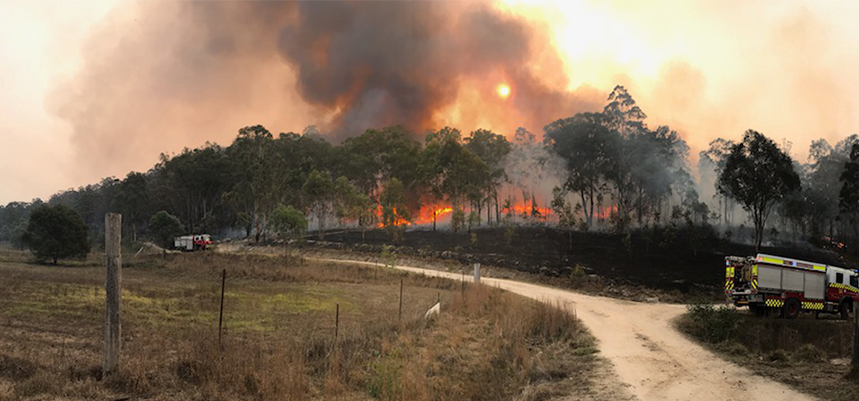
718, 130, 800, 251
269, 204, 308, 262
115, 172, 150, 241
544, 112, 614, 228
303, 169, 336, 239
224, 125, 280, 241
839, 143, 859, 240
464, 128, 511, 224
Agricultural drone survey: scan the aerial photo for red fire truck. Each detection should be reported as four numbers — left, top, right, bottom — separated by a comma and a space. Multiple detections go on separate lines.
173, 234, 213, 251
725, 253, 859, 319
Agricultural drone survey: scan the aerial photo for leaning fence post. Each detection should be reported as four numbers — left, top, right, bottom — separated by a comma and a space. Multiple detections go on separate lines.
473, 263, 480, 284
218, 269, 226, 347
104, 213, 122, 375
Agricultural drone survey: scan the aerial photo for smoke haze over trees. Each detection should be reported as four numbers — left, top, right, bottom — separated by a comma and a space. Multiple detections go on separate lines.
9, 83, 859, 256
9, 1, 859, 211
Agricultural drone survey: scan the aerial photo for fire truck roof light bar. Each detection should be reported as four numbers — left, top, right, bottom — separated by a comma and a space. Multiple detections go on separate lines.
756, 253, 826, 272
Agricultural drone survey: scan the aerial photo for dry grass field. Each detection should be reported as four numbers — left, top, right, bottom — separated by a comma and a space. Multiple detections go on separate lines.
677, 303, 859, 401
0, 245, 600, 400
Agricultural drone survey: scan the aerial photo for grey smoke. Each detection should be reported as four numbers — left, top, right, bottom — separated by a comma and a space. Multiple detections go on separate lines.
50, 0, 600, 183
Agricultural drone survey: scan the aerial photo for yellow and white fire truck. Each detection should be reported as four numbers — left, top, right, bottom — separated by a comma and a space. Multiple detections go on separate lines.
725, 253, 859, 319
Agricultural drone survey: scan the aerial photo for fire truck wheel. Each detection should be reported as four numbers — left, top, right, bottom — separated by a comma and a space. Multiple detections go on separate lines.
839, 301, 851, 320
783, 298, 800, 319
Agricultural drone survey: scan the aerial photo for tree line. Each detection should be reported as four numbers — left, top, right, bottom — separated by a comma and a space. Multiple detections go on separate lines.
4, 85, 859, 258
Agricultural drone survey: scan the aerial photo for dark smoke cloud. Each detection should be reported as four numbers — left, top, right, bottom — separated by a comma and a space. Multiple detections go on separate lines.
50, 0, 601, 182
279, 1, 601, 139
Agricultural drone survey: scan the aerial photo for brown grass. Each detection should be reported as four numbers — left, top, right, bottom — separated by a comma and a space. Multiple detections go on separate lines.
0, 246, 597, 401
676, 308, 859, 401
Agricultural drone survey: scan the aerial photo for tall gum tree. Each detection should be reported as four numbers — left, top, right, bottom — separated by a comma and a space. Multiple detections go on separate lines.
543, 112, 614, 229
718, 130, 800, 251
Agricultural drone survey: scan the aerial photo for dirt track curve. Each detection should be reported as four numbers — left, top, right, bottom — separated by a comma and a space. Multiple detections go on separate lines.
315, 258, 816, 401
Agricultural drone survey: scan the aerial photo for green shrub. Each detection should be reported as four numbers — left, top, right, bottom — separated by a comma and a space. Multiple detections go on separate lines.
367, 356, 402, 400
686, 302, 740, 344
793, 343, 825, 363
569, 264, 586, 283
381, 245, 396, 269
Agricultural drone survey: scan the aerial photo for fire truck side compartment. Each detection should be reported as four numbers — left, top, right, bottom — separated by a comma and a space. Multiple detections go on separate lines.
804, 273, 825, 299
783, 269, 804, 292
757, 265, 781, 289
756, 263, 826, 300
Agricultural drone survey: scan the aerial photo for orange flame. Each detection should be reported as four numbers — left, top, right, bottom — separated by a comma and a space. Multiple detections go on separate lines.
597, 205, 617, 219
370, 199, 563, 229
374, 204, 454, 227
502, 200, 552, 218
414, 205, 453, 225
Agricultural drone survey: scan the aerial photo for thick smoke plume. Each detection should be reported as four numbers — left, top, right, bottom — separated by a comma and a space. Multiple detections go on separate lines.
279, 1, 600, 139
50, 0, 601, 182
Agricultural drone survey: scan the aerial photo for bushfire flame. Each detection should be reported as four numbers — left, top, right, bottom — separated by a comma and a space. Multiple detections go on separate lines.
416, 205, 454, 225
598, 205, 618, 220
502, 200, 551, 218
372, 200, 559, 228
375, 205, 454, 228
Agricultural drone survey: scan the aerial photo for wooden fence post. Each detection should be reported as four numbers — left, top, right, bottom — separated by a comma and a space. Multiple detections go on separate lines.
104, 213, 122, 375
473, 263, 480, 284
398, 278, 403, 322
218, 269, 226, 347
335, 303, 340, 339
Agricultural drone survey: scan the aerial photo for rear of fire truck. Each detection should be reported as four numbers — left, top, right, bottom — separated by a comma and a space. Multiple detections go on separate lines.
724, 256, 764, 313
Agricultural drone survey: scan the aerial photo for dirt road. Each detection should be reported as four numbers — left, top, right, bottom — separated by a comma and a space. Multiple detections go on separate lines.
316, 258, 816, 401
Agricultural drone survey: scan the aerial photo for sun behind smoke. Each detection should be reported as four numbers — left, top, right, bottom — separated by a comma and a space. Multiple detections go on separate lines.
497, 84, 511, 99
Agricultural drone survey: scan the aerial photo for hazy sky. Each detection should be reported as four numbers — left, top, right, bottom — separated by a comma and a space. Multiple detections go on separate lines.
2, 0, 859, 204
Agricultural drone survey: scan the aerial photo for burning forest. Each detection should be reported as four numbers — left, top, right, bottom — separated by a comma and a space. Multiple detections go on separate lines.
4, 0, 859, 256
6, 80, 859, 256
10, 2, 859, 401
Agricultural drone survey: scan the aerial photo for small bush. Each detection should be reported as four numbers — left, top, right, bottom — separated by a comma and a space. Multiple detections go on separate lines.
765, 349, 791, 363
367, 356, 403, 400
685, 302, 740, 343
381, 245, 396, 269
569, 264, 586, 282
793, 344, 825, 363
